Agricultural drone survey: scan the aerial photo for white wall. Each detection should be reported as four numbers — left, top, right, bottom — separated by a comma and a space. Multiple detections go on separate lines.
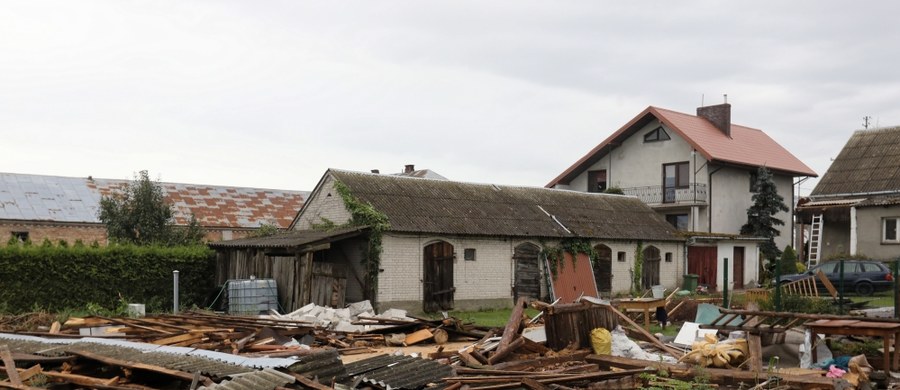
709, 167, 795, 250
712, 242, 760, 290
855, 206, 900, 260
378, 233, 685, 306
294, 174, 353, 230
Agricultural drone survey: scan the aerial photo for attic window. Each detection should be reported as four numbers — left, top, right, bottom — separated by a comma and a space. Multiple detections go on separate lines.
644, 126, 671, 142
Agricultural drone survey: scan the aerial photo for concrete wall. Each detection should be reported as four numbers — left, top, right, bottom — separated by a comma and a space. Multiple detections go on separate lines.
855, 206, 900, 260
0, 221, 107, 245
820, 219, 851, 260
708, 167, 795, 250
377, 232, 684, 313
714, 242, 760, 290
294, 174, 353, 230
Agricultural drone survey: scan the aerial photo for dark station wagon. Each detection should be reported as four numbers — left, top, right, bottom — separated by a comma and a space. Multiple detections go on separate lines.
780, 260, 893, 296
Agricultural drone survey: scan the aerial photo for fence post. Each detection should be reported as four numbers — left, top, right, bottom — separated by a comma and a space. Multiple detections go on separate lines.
173, 270, 180, 314
839, 260, 845, 315
723, 258, 729, 309
774, 255, 782, 312
894, 260, 899, 320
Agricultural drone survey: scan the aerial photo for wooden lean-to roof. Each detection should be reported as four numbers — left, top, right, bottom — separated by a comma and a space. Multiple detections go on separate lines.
547, 106, 817, 187
810, 126, 900, 198
321, 169, 681, 242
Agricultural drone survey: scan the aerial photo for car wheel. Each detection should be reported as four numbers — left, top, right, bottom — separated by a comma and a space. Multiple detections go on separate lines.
855, 282, 874, 296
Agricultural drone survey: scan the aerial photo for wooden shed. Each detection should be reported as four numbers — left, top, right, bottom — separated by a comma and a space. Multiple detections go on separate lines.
208, 226, 370, 312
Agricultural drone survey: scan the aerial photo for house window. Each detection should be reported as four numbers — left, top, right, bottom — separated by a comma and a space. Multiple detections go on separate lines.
464, 248, 477, 261
665, 252, 673, 262
587, 170, 607, 193
884, 218, 899, 244
617, 251, 626, 262
665, 214, 689, 230
644, 126, 671, 142
749, 171, 759, 192
662, 162, 690, 203
10, 231, 28, 243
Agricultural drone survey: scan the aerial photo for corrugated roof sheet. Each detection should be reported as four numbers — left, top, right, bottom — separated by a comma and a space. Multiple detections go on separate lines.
810, 127, 900, 197
547, 106, 816, 187
329, 170, 681, 241
343, 354, 453, 390
208, 226, 367, 249
0, 172, 307, 229
198, 368, 295, 390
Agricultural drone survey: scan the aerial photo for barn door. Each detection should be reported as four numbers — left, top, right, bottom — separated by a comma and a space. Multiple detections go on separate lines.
424, 241, 455, 312
688, 246, 718, 290
642, 246, 661, 289
733, 247, 745, 290
593, 244, 612, 295
513, 243, 542, 302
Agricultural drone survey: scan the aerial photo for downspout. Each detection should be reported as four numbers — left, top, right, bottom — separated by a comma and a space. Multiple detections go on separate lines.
850, 206, 858, 255
708, 166, 723, 233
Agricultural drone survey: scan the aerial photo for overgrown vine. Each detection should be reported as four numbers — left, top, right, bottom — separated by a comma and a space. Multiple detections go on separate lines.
631, 241, 644, 295
331, 180, 390, 302
540, 238, 598, 279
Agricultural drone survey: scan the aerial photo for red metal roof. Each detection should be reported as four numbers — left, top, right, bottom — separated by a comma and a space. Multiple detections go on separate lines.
547, 106, 817, 187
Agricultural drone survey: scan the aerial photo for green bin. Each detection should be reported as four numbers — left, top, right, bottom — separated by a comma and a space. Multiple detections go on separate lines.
682, 274, 699, 291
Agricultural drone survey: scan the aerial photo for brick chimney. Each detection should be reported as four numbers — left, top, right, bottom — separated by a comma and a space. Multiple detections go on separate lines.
404, 164, 415, 174
697, 103, 731, 137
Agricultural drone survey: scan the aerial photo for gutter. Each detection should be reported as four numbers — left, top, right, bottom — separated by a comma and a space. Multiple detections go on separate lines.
811, 189, 900, 199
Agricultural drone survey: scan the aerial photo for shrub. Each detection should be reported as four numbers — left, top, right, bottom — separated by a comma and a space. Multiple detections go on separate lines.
0, 243, 214, 313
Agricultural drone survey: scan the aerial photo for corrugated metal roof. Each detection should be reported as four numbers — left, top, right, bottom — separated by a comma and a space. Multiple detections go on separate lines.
198, 368, 295, 390
208, 226, 367, 249
343, 354, 453, 390
328, 170, 682, 242
547, 105, 816, 187
811, 127, 900, 196
286, 349, 348, 384
798, 198, 867, 208
0, 172, 307, 229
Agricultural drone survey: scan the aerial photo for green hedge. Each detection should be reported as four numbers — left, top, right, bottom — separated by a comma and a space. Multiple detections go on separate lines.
0, 244, 215, 313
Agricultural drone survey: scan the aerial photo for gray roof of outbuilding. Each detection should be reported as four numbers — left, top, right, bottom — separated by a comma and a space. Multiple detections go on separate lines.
811, 126, 900, 197
328, 170, 681, 241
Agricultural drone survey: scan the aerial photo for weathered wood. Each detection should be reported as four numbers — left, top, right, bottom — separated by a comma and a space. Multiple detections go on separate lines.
67, 349, 203, 383
587, 354, 841, 389
0, 345, 22, 386
748, 333, 763, 373
433, 328, 449, 345
459, 350, 489, 369
497, 298, 528, 352
487, 336, 525, 365
491, 351, 590, 371
454, 368, 648, 390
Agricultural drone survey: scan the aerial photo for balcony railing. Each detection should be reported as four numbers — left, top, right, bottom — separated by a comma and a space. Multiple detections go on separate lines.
620, 183, 708, 205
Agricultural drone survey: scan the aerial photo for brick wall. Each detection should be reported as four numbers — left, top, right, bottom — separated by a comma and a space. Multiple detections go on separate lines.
378, 233, 685, 309
0, 221, 108, 245
294, 175, 352, 230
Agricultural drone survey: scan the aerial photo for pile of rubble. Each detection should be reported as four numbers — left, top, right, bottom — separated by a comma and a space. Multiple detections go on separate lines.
267, 300, 418, 333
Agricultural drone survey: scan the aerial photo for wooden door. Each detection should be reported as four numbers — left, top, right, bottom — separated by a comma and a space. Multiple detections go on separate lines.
688, 246, 718, 290
513, 243, 542, 302
424, 241, 455, 312
733, 247, 745, 290
642, 246, 661, 289
593, 245, 613, 294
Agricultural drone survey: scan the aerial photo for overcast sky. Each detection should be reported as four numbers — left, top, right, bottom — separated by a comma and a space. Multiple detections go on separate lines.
2, 1, 899, 196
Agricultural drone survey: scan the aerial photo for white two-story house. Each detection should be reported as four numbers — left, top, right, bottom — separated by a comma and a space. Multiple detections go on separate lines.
547, 103, 817, 290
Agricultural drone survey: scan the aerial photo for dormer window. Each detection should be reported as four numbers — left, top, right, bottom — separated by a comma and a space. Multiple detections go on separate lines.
644, 126, 671, 142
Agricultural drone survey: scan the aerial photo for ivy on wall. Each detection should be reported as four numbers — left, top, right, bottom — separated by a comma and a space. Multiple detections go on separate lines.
631, 241, 644, 295
332, 180, 390, 302
540, 238, 598, 279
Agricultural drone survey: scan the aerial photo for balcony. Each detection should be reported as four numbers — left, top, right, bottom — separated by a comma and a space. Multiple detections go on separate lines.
620, 183, 708, 206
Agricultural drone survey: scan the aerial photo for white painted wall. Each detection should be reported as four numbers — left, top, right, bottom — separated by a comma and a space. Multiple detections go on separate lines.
708, 167, 795, 250
855, 206, 900, 260
378, 233, 684, 306
712, 242, 760, 290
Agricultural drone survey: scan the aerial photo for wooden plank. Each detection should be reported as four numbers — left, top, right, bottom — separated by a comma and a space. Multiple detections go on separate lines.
404, 329, 434, 345
497, 298, 527, 352
487, 336, 525, 365
0, 345, 22, 386
748, 333, 763, 373
150, 333, 202, 346
67, 350, 202, 383
17, 365, 41, 382
817, 270, 838, 299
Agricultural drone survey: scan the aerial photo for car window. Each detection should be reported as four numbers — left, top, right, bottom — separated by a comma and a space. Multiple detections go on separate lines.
816, 262, 838, 274
860, 263, 882, 273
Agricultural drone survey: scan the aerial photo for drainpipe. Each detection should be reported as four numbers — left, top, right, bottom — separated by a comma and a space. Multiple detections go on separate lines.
708, 166, 723, 233
850, 206, 858, 255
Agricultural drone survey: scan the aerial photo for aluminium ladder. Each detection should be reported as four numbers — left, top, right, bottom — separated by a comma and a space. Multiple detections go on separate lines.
808, 214, 824, 265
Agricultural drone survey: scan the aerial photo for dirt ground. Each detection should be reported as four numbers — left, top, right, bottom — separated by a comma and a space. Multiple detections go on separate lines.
340, 340, 475, 363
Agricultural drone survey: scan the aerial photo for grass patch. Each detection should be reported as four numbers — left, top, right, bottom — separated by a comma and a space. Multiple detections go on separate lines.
849, 291, 895, 308
650, 323, 680, 337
